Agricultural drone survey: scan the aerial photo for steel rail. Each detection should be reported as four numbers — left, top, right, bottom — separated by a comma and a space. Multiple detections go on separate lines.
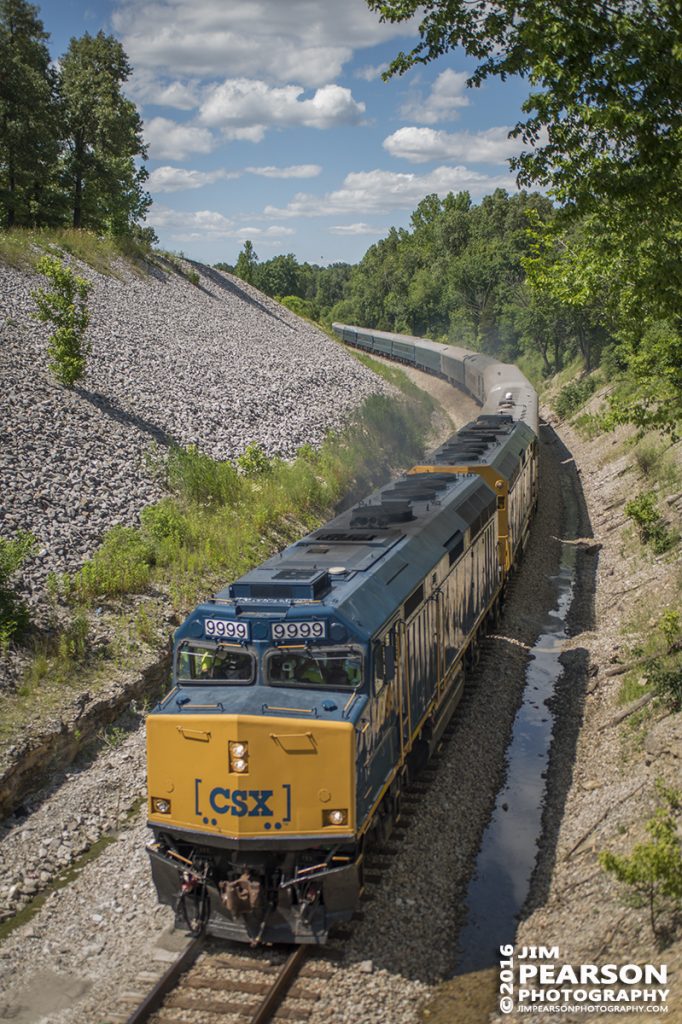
249, 944, 309, 1024
124, 935, 205, 1024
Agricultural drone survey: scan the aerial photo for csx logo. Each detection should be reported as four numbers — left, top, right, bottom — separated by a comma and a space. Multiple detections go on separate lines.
194, 778, 292, 829
209, 787, 273, 817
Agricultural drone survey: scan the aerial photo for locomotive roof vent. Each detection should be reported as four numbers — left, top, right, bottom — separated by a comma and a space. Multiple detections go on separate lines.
477, 414, 514, 427
230, 567, 330, 601
351, 498, 414, 527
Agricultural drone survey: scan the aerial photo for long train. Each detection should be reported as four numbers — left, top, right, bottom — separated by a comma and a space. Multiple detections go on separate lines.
145, 324, 539, 944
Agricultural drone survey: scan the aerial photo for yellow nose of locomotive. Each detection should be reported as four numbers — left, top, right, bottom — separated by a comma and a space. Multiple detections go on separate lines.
147, 713, 355, 839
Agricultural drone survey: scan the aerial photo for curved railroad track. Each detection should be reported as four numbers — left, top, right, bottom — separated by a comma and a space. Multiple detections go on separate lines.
119, 732, 460, 1024
123, 940, 323, 1024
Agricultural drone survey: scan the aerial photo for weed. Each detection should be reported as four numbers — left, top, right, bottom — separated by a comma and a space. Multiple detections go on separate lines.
64, 526, 154, 604
99, 725, 127, 749
599, 782, 682, 939
625, 492, 678, 554
32, 255, 92, 387
166, 444, 241, 506
187, 269, 200, 286
631, 436, 682, 494
0, 532, 36, 651
58, 613, 89, 661
140, 500, 188, 544
573, 412, 604, 440
554, 375, 600, 419
236, 442, 272, 476
134, 605, 158, 646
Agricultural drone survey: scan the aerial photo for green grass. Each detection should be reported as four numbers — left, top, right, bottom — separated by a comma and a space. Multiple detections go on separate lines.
0, 227, 153, 275
630, 436, 682, 494
618, 603, 682, 711
1, 372, 434, 746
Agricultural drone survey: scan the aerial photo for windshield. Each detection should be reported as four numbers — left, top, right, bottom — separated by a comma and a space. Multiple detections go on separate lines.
176, 642, 255, 685
266, 647, 363, 691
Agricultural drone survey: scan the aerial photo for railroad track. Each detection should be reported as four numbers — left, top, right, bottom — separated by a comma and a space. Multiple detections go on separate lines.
116, 722, 463, 1024
119, 938, 335, 1024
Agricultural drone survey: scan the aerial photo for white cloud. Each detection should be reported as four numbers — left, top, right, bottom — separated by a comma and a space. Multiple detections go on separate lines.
199, 80, 365, 139
113, 0, 418, 87
147, 205, 294, 241
148, 164, 322, 194
384, 126, 525, 165
148, 166, 240, 192
144, 117, 215, 160
234, 226, 296, 238
329, 223, 388, 236
247, 165, 322, 179
400, 69, 470, 125
264, 166, 515, 218
354, 62, 388, 81
127, 69, 201, 110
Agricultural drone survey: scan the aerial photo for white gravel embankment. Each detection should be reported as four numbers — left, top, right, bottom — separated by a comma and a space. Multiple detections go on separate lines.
0, 256, 389, 612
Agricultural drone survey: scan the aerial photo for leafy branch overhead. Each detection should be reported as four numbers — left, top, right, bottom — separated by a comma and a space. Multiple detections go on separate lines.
365, 0, 682, 434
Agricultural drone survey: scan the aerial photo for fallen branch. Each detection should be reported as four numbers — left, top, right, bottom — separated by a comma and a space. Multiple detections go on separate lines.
563, 780, 647, 860
598, 692, 654, 730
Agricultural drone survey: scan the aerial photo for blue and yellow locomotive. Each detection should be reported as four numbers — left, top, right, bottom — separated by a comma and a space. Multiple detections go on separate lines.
145, 327, 538, 944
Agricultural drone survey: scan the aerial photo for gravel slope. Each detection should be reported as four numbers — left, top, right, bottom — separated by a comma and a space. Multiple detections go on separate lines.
0, 255, 389, 610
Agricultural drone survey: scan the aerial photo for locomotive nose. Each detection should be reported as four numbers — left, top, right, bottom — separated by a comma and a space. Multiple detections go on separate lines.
147, 712, 355, 840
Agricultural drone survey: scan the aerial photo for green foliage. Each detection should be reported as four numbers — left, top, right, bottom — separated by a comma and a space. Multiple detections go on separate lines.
659, 611, 681, 652
0, 0, 62, 229
280, 295, 317, 320
599, 782, 682, 937
625, 492, 678, 556
227, 247, 352, 326
99, 724, 127, 749
140, 499, 188, 544
236, 442, 271, 477
369, 0, 682, 436
60, 31, 149, 233
0, 530, 36, 650
603, 321, 682, 440
32, 254, 92, 385
57, 612, 88, 662
553, 376, 599, 419
166, 444, 241, 506
234, 239, 258, 284
62, 525, 154, 603
0, 5, 149, 236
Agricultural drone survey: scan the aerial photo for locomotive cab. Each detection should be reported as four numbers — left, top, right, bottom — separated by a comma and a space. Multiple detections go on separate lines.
146, 595, 370, 944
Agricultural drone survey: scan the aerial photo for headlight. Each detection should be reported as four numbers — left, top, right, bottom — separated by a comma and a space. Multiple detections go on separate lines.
324, 809, 348, 826
229, 740, 249, 773
152, 797, 171, 814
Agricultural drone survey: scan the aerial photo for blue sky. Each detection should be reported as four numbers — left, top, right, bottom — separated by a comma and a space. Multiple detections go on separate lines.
37, 0, 531, 267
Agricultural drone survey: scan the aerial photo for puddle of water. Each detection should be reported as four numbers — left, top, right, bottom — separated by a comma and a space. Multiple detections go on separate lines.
454, 478, 579, 976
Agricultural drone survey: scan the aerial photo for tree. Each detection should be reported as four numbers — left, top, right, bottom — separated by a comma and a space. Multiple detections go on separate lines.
367, 1, 682, 321
0, 0, 60, 227
60, 31, 149, 232
234, 240, 258, 284
600, 783, 682, 938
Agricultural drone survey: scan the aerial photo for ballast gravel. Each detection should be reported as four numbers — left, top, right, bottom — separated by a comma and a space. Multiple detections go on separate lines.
0, 256, 389, 616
